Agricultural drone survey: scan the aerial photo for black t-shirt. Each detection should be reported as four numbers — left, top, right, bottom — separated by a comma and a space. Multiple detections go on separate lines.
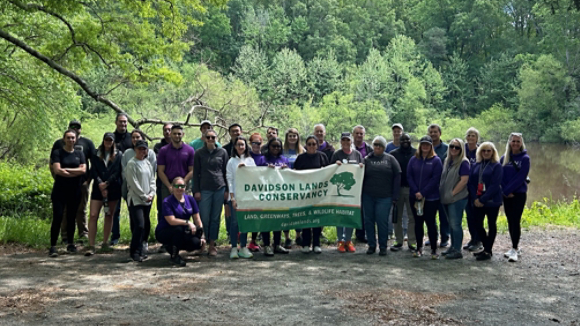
51, 148, 86, 195
294, 152, 329, 170
51, 136, 95, 180
114, 131, 133, 153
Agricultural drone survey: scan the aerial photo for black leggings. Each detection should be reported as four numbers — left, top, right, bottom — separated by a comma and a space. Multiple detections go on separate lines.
410, 198, 439, 252
302, 227, 322, 247
261, 231, 281, 247
129, 204, 151, 257
155, 225, 201, 253
503, 193, 526, 249
51, 194, 80, 246
474, 205, 500, 254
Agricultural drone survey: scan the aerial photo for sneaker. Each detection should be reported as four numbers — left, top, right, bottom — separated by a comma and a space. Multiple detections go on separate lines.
98, 244, 114, 254
468, 242, 483, 252
507, 249, 518, 262
345, 241, 356, 253
445, 251, 463, 259
313, 246, 322, 254
275, 245, 289, 254
463, 241, 473, 250
158, 245, 167, 253
209, 246, 218, 256
301, 246, 311, 254
109, 238, 119, 246
142, 241, 149, 255
84, 246, 95, 256
264, 246, 274, 256
473, 250, 485, 257
238, 247, 254, 259
504, 248, 517, 258
413, 248, 423, 257
476, 252, 492, 261
170, 254, 186, 267
247, 242, 261, 252
379, 248, 387, 256
404, 234, 408, 242
284, 238, 293, 249
337, 241, 346, 253
441, 248, 454, 256
390, 242, 403, 252
131, 253, 143, 262
49, 246, 58, 257
295, 236, 303, 246
66, 244, 77, 253
408, 244, 417, 251
431, 251, 440, 260
440, 240, 449, 248
366, 246, 376, 255
230, 248, 239, 259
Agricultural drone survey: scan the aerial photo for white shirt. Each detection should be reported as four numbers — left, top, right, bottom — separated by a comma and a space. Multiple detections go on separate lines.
226, 154, 256, 201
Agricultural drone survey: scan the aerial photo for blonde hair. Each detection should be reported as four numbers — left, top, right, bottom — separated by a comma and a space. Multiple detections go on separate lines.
502, 133, 526, 166
283, 128, 305, 154
465, 127, 480, 142
414, 139, 436, 159
476, 142, 500, 163
444, 138, 468, 168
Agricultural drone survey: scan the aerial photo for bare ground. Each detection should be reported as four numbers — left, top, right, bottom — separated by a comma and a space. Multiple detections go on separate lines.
0, 228, 579, 326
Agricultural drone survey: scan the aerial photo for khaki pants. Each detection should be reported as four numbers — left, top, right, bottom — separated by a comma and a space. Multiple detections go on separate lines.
394, 187, 416, 245
60, 181, 90, 240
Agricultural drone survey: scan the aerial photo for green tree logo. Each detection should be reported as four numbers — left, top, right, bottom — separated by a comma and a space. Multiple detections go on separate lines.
330, 172, 356, 197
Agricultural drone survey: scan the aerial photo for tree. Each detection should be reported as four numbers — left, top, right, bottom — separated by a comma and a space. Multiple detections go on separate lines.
330, 172, 356, 197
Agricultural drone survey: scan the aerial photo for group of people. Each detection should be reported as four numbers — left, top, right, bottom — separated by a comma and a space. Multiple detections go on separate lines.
48, 116, 530, 266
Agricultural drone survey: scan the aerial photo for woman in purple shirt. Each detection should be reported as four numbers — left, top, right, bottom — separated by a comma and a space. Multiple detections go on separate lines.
256, 137, 290, 256
463, 127, 481, 252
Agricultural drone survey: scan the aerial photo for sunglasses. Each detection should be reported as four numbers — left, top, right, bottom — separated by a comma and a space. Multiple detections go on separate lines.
481, 149, 492, 153
449, 145, 461, 150
173, 184, 186, 189
206, 136, 216, 140
270, 145, 282, 149
306, 142, 317, 146
251, 142, 262, 146
373, 143, 382, 147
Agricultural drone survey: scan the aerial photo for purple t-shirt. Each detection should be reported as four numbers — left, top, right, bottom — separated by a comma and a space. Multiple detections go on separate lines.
157, 194, 199, 231
319, 141, 328, 151
259, 155, 289, 167
250, 151, 265, 166
449, 160, 470, 176
157, 142, 195, 181
356, 143, 368, 158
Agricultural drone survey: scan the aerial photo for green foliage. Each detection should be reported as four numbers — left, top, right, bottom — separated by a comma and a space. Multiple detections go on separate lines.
0, 163, 53, 217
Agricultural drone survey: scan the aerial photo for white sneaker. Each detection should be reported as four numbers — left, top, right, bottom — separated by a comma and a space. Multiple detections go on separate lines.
142, 241, 149, 254
264, 246, 274, 256
508, 251, 518, 262
301, 246, 311, 254
313, 246, 322, 254
504, 248, 516, 258
230, 247, 239, 259
238, 247, 253, 259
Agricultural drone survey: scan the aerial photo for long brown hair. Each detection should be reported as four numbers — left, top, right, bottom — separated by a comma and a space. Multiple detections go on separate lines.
283, 128, 305, 154
98, 134, 117, 162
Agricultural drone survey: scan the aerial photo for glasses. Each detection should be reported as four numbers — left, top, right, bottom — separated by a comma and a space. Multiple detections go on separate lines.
373, 143, 382, 147
173, 184, 186, 189
206, 136, 216, 140
449, 145, 461, 150
481, 149, 492, 153
306, 142, 317, 146
251, 142, 261, 146
270, 145, 281, 149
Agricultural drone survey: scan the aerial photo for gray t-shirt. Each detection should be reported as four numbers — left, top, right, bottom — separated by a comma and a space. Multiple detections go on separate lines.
363, 152, 402, 198
330, 149, 364, 165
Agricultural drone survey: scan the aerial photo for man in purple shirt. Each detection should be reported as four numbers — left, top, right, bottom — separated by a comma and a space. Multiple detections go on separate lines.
157, 125, 195, 202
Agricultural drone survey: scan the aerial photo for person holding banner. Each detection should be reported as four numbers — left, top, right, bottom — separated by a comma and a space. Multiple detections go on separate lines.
282, 128, 305, 248
362, 136, 401, 256
295, 135, 330, 254
407, 136, 443, 260
193, 129, 229, 257
331, 132, 364, 253
227, 136, 256, 259
245, 133, 264, 252
257, 137, 290, 256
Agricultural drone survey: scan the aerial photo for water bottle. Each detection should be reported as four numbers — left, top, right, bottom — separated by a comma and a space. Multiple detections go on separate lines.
103, 197, 109, 214
417, 201, 424, 216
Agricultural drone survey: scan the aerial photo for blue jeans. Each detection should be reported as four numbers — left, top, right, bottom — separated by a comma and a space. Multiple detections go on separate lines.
111, 200, 122, 241
443, 199, 467, 252
228, 201, 248, 248
362, 193, 392, 249
199, 188, 225, 241
437, 202, 450, 243
336, 226, 353, 242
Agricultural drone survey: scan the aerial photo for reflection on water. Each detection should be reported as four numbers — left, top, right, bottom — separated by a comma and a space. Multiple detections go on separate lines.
495, 142, 580, 203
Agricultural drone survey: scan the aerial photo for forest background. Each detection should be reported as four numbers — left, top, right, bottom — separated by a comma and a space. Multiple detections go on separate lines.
1, 0, 580, 223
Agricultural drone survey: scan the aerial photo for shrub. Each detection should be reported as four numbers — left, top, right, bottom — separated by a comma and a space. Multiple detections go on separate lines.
0, 162, 53, 218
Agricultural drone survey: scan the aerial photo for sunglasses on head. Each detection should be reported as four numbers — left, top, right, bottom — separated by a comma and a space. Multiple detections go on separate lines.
449, 145, 461, 150
173, 184, 186, 189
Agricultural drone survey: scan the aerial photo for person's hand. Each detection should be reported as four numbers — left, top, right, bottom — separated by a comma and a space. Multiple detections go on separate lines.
146, 195, 153, 203
359, 163, 364, 168
101, 189, 108, 198
281, 165, 288, 169
194, 192, 201, 201
336, 161, 342, 165
188, 222, 196, 233
474, 199, 483, 207
168, 185, 174, 194
224, 191, 229, 201
268, 164, 275, 169
507, 193, 514, 198
98, 182, 107, 191
232, 199, 237, 210
83, 180, 89, 186
415, 192, 423, 200
238, 163, 246, 168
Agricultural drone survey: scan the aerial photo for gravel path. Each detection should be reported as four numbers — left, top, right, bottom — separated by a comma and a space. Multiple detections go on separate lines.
0, 228, 579, 325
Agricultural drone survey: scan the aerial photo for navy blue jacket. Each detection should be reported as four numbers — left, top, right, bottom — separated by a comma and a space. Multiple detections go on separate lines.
500, 150, 530, 196
468, 161, 503, 207
407, 155, 442, 201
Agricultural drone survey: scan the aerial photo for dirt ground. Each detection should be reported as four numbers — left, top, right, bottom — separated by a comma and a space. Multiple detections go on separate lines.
0, 228, 579, 326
